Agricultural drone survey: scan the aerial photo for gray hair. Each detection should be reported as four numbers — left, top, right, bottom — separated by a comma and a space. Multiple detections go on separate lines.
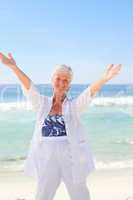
52, 64, 73, 81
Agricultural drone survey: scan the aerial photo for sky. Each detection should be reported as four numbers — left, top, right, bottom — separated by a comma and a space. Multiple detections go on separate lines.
0, 0, 133, 84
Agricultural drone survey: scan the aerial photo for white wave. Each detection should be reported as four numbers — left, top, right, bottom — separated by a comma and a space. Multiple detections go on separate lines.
95, 159, 133, 170
91, 96, 133, 106
1, 157, 133, 172
0, 160, 24, 172
0, 96, 133, 112
0, 156, 26, 162
0, 96, 133, 111
115, 139, 133, 145
0, 101, 32, 111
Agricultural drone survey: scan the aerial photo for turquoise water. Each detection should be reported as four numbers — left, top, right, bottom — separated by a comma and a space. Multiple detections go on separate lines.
0, 84, 133, 171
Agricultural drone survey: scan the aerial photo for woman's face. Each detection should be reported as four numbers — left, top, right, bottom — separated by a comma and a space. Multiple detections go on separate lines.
51, 71, 71, 95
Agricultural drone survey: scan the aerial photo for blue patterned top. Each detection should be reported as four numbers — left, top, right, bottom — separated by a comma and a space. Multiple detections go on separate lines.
42, 114, 67, 137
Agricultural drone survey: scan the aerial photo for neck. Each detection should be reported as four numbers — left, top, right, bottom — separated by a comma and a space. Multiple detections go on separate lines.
53, 93, 66, 103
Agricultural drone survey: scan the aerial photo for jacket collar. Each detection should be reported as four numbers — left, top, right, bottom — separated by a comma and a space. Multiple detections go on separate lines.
50, 94, 71, 105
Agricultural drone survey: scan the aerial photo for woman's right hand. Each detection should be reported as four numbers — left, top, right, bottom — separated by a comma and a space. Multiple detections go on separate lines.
0, 52, 17, 69
0, 52, 31, 90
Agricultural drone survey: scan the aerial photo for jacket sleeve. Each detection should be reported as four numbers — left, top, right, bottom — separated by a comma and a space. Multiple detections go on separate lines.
74, 85, 96, 114
20, 80, 47, 112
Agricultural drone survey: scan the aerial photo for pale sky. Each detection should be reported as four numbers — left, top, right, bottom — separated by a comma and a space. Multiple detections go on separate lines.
0, 0, 133, 84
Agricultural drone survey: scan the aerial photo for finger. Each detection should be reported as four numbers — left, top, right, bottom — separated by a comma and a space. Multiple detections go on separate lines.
115, 64, 122, 68
8, 53, 13, 59
113, 71, 120, 77
114, 71, 120, 75
118, 64, 122, 70
114, 64, 122, 72
107, 64, 114, 71
0, 52, 8, 59
0, 52, 4, 60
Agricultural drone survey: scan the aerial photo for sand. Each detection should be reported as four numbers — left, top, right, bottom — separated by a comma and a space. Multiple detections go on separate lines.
0, 168, 133, 200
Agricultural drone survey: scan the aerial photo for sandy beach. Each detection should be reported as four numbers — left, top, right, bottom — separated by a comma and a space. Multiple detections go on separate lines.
0, 168, 133, 200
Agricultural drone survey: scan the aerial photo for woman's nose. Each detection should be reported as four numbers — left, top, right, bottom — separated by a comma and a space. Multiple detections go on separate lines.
59, 80, 64, 85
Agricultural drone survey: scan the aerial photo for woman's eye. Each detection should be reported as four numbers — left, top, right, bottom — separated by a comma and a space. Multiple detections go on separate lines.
64, 80, 68, 83
56, 77, 68, 83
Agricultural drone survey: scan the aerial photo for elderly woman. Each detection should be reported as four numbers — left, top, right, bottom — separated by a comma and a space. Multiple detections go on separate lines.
0, 52, 121, 200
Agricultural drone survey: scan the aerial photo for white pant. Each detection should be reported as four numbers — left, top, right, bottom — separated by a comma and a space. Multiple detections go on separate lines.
35, 138, 91, 200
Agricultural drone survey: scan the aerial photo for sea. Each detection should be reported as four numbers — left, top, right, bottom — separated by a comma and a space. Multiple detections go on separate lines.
0, 83, 133, 172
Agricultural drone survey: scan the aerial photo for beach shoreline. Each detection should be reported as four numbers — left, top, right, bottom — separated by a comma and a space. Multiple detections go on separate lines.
0, 168, 133, 200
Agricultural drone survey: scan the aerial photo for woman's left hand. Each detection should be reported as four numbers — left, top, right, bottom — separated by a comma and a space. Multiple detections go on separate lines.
89, 64, 122, 97
102, 64, 122, 82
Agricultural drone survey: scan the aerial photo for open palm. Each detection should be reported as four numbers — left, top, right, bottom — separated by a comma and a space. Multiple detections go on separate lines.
0, 52, 16, 68
103, 64, 122, 82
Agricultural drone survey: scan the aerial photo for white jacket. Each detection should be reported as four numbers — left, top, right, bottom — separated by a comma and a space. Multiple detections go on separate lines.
21, 81, 96, 184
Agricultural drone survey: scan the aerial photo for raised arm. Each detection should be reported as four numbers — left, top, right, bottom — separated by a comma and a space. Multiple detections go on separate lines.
0, 52, 31, 89
0, 52, 45, 111
75, 64, 122, 113
90, 64, 122, 96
